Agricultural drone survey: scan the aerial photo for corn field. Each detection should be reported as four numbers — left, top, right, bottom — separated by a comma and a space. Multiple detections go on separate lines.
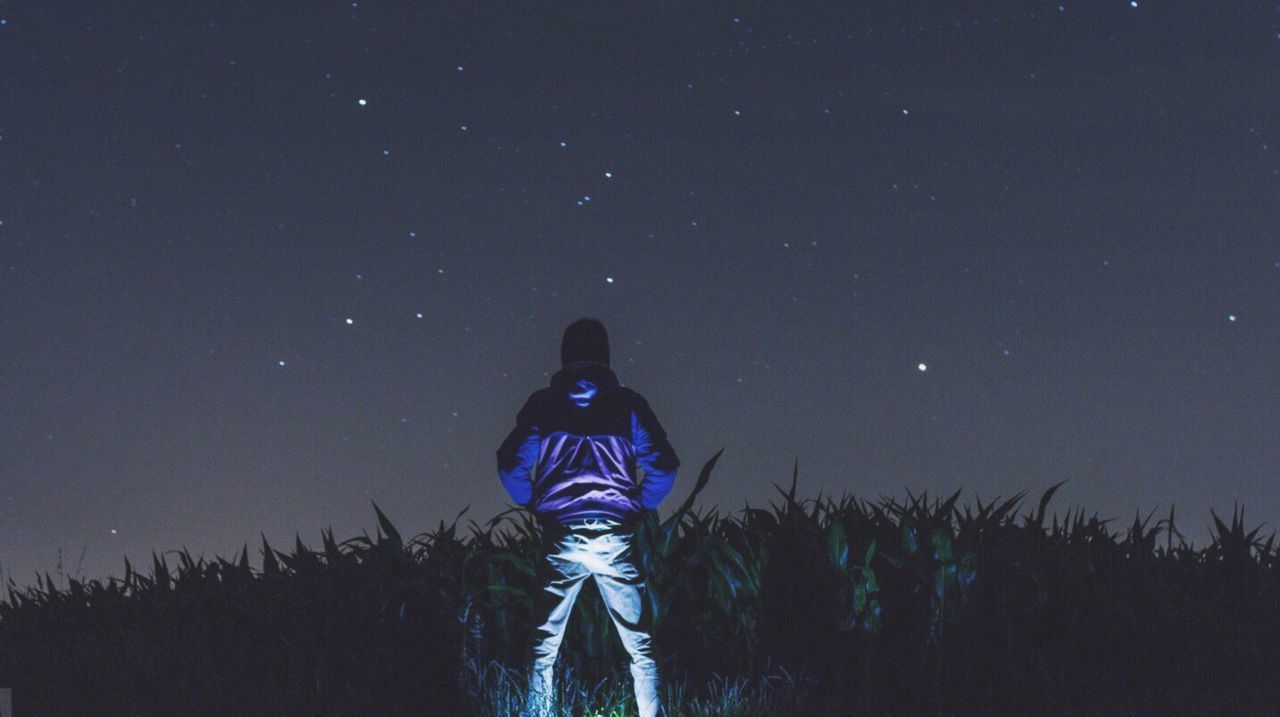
2, 449, 1278, 715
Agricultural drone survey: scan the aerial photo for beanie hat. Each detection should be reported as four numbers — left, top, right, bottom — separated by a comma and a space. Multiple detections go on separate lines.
560, 317, 610, 367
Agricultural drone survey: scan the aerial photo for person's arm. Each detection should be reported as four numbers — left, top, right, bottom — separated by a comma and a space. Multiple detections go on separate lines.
496, 394, 541, 507
631, 395, 679, 510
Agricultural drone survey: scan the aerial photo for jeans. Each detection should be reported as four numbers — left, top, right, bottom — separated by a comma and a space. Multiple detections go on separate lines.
527, 518, 662, 717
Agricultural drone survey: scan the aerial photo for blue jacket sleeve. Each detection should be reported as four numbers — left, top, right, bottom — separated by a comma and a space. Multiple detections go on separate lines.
497, 394, 541, 507
631, 395, 679, 510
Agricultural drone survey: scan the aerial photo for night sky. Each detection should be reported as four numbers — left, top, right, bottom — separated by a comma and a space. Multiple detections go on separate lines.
2, 2, 1278, 586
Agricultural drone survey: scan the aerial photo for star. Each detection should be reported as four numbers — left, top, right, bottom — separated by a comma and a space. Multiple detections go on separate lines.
917, 363, 928, 372
357, 98, 367, 106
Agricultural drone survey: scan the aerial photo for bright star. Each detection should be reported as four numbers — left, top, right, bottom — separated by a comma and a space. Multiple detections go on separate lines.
278, 360, 286, 366
917, 363, 928, 372
345, 318, 354, 325
357, 98, 367, 106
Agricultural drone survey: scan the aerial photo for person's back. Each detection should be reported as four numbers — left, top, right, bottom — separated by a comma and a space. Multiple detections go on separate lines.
496, 317, 678, 717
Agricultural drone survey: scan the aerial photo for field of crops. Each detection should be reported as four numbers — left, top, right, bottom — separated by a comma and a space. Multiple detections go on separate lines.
3, 449, 1278, 715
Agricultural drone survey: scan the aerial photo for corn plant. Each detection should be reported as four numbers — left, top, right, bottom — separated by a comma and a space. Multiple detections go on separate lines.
2, 453, 1278, 715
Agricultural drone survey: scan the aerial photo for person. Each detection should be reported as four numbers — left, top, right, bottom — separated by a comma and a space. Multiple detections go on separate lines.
497, 317, 679, 717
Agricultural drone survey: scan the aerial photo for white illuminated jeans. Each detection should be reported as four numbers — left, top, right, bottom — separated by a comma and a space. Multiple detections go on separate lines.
526, 518, 663, 717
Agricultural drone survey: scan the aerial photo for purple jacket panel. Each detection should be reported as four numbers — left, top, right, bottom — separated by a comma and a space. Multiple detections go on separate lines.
497, 362, 679, 526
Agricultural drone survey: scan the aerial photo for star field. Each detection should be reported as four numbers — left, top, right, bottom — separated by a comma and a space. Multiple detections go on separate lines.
0, 1, 1278, 585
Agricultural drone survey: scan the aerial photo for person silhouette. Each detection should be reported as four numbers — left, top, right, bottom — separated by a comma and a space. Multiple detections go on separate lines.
497, 317, 679, 717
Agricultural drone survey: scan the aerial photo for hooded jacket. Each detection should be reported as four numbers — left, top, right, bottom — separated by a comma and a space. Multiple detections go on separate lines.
496, 361, 679, 527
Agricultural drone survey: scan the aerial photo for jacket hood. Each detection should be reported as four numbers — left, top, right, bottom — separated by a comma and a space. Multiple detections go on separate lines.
560, 318, 610, 367
550, 361, 620, 408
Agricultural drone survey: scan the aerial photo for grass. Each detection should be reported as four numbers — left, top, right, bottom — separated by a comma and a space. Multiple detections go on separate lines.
1, 449, 1278, 715
461, 658, 814, 716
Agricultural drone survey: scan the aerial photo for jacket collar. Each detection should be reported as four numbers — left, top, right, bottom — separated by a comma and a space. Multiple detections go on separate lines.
550, 361, 620, 391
